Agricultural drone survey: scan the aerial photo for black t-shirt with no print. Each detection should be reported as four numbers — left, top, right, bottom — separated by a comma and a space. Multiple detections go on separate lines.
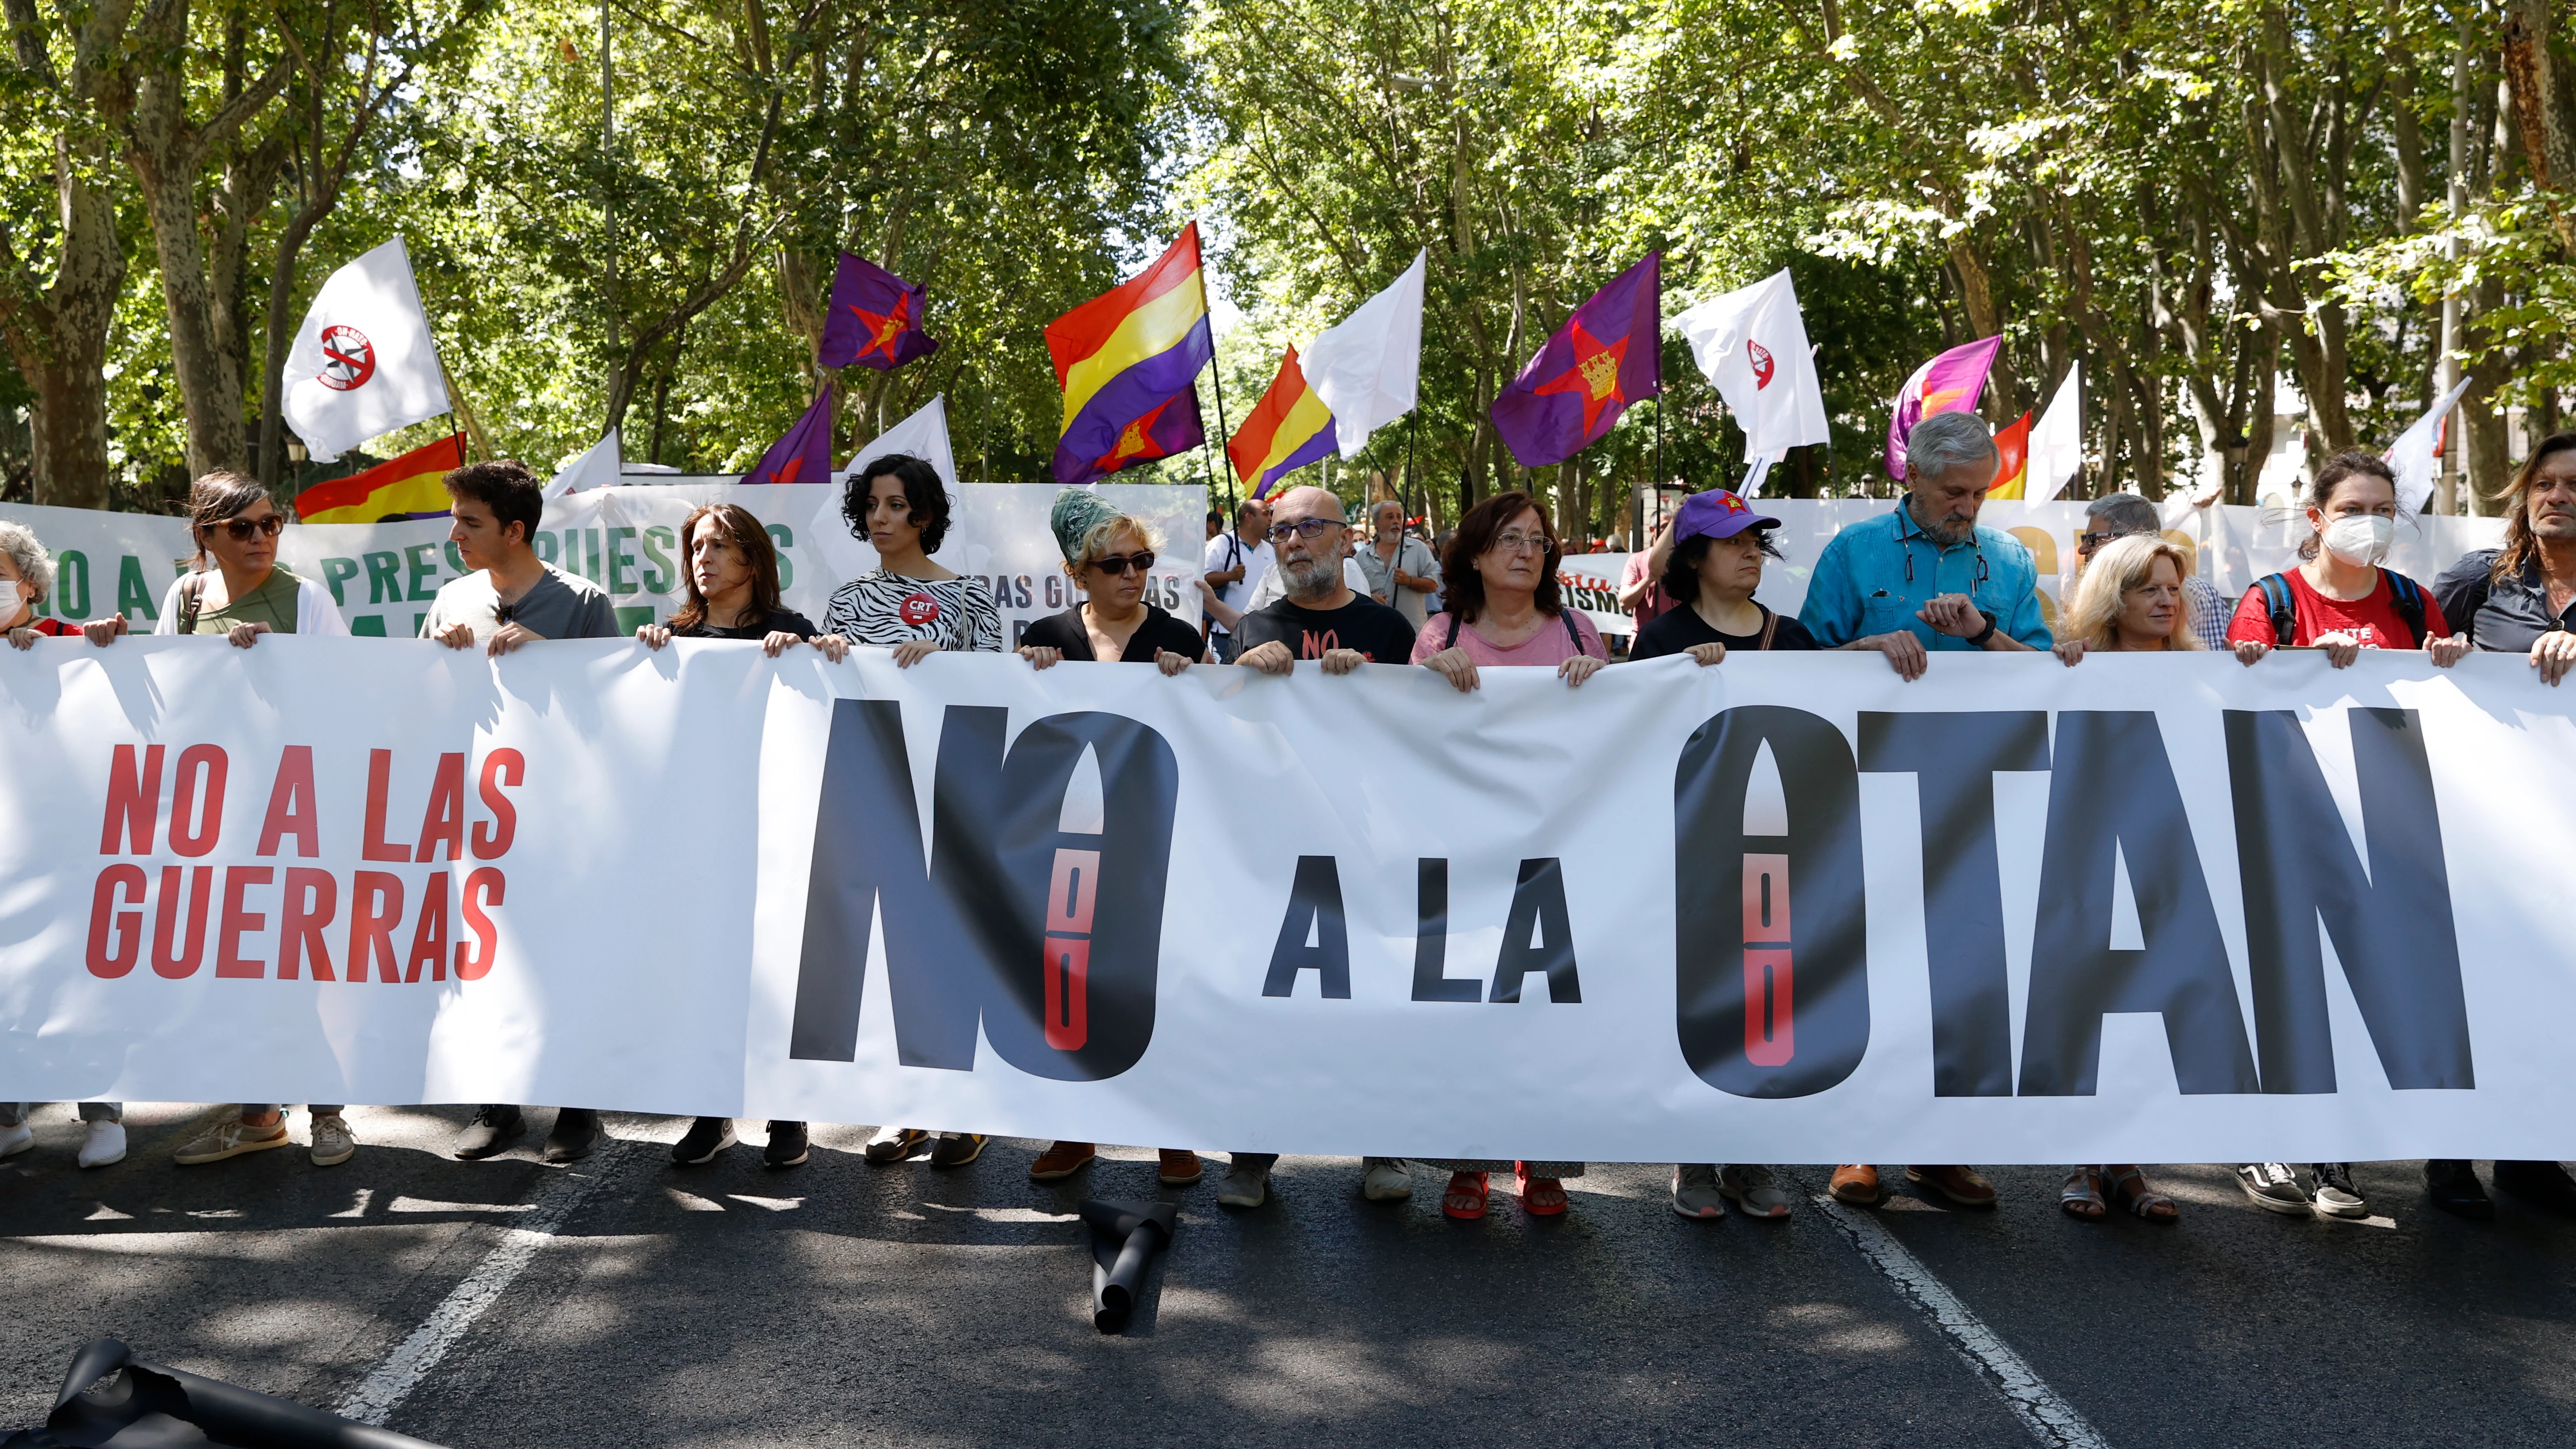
1021, 604, 1206, 662
1236, 594, 1419, 663
1628, 601, 1818, 660
670, 607, 820, 640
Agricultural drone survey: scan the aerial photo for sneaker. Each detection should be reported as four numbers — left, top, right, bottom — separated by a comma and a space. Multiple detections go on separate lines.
454, 1104, 526, 1160
1906, 1164, 1997, 1208
1361, 1157, 1412, 1201
2494, 1160, 2576, 1216
174, 1119, 290, 1166
309, 1113, 356, 1168
0, 1122, 30, 1159
77, 1121, 126, 1169
1718, 1164, 1793, 1219
1158, 1149, 1204, 1185
1217, 1162, 1269, 1208
928, 1132, 986, 1168
544, 1108, 603, 1163
762, 1121, 809, 1169
2426, 1159, 2495, 1219
2310, 1163, 2367, 1219
1671, 1164, 1727, 1220
2237, 1162, 2310, 1214
672, 1117, 735, 1166
1029, 1141, 1097, 1181
863, 1127, 929, 1163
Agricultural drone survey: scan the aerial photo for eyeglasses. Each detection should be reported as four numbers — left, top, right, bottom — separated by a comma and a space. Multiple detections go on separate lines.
213, 514, 285, 541
1266, 518, 1343, 542
1489, 530, 1551, 554
1088, 550, 1156, 577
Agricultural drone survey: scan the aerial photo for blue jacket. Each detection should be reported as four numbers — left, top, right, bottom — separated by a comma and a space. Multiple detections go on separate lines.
1797, 501, 2050, 652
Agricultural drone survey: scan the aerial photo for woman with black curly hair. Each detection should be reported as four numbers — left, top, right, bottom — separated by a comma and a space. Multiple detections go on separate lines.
822, 453, 1002, 665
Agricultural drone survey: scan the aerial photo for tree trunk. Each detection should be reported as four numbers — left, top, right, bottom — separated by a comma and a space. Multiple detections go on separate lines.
2503, 0, 2576, 248
0, 136, 125, 509
2462, 271, 2514, 513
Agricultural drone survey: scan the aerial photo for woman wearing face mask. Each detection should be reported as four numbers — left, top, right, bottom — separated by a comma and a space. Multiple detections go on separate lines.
2222, 451, 2469, 671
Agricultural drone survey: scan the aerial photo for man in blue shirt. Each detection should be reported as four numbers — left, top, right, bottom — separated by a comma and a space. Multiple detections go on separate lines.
1799, 410, 2052, 679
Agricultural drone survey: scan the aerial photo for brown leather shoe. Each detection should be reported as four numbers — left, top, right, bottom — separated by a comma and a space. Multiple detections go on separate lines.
1158, 1149, 1204, 1185
1029, 1140, 1095, 1181
1828, 1163, 1882, 1205
1907, 1164, 1998, 1208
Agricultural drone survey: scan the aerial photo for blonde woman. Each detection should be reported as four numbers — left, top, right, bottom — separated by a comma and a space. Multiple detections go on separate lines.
2051, 533, 2201, 664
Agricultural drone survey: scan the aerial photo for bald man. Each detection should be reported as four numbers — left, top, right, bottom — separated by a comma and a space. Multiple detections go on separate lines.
1234, 485, 1419, 674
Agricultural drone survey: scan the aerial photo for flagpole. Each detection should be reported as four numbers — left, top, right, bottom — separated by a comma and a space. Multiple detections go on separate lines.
1402, 409, 1417, 529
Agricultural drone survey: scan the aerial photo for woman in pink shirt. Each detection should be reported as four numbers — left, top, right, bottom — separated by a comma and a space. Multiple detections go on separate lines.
1409, 491, 1606, 1222
1412, 489, 1608, 692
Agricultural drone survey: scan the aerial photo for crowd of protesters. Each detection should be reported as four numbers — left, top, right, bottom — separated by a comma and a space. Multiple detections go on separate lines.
4, 412, 2574, 1230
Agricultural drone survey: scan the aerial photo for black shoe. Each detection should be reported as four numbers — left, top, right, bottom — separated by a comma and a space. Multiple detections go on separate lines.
2425, 1158, 2495, 1219
763, 1121, 809, 1169
454, 1105, 525, 1160
928, 1131, 986, 1168
544, 1108, 603, 1163
671, 1116, 735, 1166
2492, 1160, 2576, 1216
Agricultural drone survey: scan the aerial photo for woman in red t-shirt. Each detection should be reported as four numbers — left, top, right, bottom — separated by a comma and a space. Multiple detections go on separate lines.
2223, 451, 2470, 669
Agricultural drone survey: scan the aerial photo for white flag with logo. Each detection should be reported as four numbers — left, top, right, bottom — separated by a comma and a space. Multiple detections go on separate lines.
279, 237, 450, 464
1671, 268, 1829, 459
1298, 250, 1425, 458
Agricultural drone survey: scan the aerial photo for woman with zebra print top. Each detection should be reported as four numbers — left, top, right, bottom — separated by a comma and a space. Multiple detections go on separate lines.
821, 453, 1002, 665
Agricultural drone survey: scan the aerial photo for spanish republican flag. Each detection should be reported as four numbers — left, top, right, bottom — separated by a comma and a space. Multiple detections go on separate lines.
293, 433, 463, 523
1986, 411, 2032, 498
1228, 346, 1337, 498
1045, 223, 1212, 485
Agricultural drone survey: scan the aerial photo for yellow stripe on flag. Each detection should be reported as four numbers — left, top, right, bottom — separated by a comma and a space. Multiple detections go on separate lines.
1057, 279, 1209, 433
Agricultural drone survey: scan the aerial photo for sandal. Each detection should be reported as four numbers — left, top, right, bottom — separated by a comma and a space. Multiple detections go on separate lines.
2106, 1166, 2179, 1223
1442, 1171, 1490, 1220
1515, 1163, 1567, 1216
2060, 1167, 2107, 1221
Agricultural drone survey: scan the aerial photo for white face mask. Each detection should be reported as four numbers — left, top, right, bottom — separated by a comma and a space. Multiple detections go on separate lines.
2320, 513, 2394, 566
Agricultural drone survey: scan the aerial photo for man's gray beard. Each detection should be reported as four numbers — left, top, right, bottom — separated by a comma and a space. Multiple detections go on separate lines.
1907, 493, 1971, 545
1283, 557, 1340, 603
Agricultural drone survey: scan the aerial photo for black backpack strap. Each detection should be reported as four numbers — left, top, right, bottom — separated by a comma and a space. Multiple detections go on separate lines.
1562, 608, 1582, 651
1445, 612, 1461, 649
176, 572, 208, 635
2256, 573, 2295, 648
2385, 571, 2426, 647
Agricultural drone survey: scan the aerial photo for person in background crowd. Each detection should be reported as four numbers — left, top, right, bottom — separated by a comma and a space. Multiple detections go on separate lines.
1618, 517, 1680, 634
1405, 491, 1601, 1219
1205, 508, 1224, 543
80, 476, 359, 1169
2077, 493, 2228, 649
1018, 489, 1210, 1191
0, 521, 115, 649
1201, 496, 1272, 663
2224, 450, 2466, 1220
1354, 498, 1440, 627
640, 503, 833, 1171
1620, 487, 1805, 1221
2051, 534, 2201, 664
1799, 410, 2051, 685
2422, 431, 2576, 1219
2223, 450, 2469, 673
822, 453, 1001, 1170
423, 460, 621, 1164
1793, 412, 2026, 1209
1224, 484, 1419, 1210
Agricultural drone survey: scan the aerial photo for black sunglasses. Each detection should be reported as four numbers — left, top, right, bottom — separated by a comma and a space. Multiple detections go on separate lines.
1088, 550, 1157, 577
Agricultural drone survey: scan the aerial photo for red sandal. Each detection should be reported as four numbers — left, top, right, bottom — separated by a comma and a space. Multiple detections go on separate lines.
1442, 1171, 1489, 1220
1515, 1163, 1567, 1216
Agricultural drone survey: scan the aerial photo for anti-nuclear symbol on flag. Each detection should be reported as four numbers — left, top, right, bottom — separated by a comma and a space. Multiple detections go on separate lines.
318, 324, 376, 392
1747, 340, 1774, 391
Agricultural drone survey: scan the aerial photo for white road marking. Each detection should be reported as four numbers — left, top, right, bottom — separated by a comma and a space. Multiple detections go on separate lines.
336, 1143, 631, 1427
1810, 1192, 2112, 1449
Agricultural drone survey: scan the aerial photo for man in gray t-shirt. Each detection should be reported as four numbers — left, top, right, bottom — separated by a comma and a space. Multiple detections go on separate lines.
420, 466, 618, 651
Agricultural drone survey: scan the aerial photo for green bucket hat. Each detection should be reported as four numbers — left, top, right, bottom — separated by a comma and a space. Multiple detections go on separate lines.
1048, 486, 1125, 565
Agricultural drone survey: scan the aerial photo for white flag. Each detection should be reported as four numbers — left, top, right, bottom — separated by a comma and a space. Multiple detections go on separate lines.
1670, 268, 1830, 459
839, 395, 959, 493
2028, 362, 2084, 504
1298, 250, 1425, 458
1739, 449, 1787, 499
545, 428, 622, 500
280, 237, 450, 463
2386, 377, 2472, 514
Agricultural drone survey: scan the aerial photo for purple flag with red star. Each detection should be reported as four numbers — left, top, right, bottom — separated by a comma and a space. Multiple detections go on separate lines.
742, 388, 835, 486
817, 252, 938, 372
1489, 253, 1661, 467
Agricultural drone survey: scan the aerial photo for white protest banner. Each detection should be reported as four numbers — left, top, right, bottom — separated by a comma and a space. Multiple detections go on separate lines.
3, 640, 2571, 1165
1557, 553, 1634, 637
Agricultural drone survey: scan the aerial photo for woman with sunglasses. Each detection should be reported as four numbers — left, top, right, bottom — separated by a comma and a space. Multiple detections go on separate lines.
93, 473, 356, 1170
1015, 489, 1209, 1189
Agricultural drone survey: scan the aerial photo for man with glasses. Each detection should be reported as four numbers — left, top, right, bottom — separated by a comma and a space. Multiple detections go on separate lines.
1233, 485, 1419, 676
2077, 492, 2228, 649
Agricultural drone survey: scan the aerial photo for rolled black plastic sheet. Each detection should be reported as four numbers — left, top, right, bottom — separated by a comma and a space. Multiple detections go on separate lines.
1080, 1197, 1179, 1333
1, 1338, 448, 1449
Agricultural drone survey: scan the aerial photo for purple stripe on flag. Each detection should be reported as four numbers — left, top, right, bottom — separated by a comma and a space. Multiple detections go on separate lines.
1050, 319, 1213, 484
1253, 426, 1337, 498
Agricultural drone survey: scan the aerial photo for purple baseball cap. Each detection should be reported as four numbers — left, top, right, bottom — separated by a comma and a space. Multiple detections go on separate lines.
1671, 487, 1778, 543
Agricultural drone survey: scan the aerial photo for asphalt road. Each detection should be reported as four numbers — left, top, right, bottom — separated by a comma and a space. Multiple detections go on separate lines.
4, 1102, 2573, 1448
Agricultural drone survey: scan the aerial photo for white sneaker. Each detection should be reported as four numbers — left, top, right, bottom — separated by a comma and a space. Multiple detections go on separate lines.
1361, 1157, 1412, 1201
77, 1121, 125, 1169
1217, 1164, 1269, 1208
309, 1114, 356, 1167
0, 1122, 30, 1159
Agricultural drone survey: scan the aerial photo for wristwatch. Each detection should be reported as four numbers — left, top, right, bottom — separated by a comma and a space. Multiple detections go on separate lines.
1967, 609, 1999, 647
